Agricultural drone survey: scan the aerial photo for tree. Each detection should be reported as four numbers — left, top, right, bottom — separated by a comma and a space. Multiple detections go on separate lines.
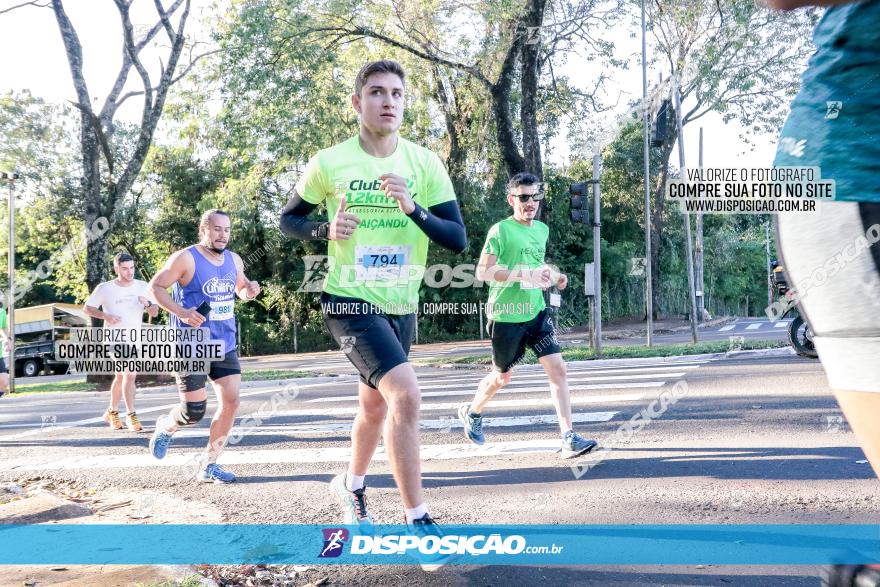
0, 0, 213, 294
644, 0, 816, 317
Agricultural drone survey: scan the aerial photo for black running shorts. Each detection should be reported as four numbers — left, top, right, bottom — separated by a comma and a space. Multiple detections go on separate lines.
321, 292, 415, 389
175, 349, 241, 393
489, 308, 561, 373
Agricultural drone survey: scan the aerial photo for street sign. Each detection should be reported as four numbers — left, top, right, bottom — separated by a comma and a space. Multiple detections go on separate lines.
584, 262, 595, 296
629, 257, 647, 277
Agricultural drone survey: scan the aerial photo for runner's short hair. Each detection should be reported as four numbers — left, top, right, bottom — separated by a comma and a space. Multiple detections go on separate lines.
113, 252, 134, 266
507, 172, 541, 192
198, 209, 230, 233
355, 60, 406, 96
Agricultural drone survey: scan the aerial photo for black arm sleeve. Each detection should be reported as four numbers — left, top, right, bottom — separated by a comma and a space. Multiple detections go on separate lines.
407, 200, 468, 253
279, 192, 329, 240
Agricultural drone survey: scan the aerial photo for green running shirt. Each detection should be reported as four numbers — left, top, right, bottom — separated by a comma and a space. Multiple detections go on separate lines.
482, 217, 548, 323
773, 0, 880, 201
296, 136, 456, 314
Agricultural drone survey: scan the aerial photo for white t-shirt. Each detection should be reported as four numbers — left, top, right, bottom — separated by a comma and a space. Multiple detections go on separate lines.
85, 279, 150, 330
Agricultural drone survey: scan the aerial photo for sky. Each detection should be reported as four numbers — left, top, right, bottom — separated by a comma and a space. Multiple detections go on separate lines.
0, 0, 788, 173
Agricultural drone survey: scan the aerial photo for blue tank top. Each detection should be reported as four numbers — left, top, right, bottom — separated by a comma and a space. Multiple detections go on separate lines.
171, 246, 238, 353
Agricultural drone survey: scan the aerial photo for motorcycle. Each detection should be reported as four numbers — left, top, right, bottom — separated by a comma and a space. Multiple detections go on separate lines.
770, 260, 818, 359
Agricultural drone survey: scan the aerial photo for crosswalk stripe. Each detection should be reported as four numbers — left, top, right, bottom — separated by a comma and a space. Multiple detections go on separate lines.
171, 410, 620, 438
261, 393, 643, 419
746, 323, 762, 330
418, 373, 682, 390
718, 324, 736, 332
414, 366, 697, 386
774, 321, 790, 328
4, 438, 577, 472
305, 382, 664, 403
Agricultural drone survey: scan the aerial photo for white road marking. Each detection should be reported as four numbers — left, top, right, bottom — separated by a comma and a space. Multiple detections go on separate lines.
718, 325, 736, 332
306, 382, 663, 403
1, 438, 582, 471
746, 323, 763, 330
774, 321, 790, 328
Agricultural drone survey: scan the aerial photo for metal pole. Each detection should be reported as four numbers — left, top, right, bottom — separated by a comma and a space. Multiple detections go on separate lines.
671, 78, 699, 343
478, 301, 484, 340
695, 127, 705, 322
766, 221, 773, 309
641, 0, 654, 346
592, 152, 602, 356
2, 173, 16, 393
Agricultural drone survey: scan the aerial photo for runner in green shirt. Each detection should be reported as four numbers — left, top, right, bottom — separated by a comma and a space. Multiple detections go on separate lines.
280, 60, 466, 554
457, 172, 598, 459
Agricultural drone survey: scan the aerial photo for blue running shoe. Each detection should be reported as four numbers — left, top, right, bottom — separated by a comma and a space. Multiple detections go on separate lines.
561, 430, 598, 459
197, 463, 236, 483
148, 416, 174, 460
408, 513, 455, 572
457, 403, 484, 445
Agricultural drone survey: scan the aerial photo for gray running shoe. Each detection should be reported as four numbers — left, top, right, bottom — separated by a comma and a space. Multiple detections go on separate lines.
561, 430, 598, 459
457, 403, 485, 445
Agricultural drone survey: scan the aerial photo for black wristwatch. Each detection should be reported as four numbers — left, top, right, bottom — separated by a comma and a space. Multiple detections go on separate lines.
313, 222, 330, 240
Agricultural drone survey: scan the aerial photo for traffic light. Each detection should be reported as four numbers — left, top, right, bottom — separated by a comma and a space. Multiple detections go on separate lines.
569, 182, 590, 225
651, 98, 671, 147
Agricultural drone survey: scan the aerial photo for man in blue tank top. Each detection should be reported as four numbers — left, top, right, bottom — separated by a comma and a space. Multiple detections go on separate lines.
147, 209, 261, 483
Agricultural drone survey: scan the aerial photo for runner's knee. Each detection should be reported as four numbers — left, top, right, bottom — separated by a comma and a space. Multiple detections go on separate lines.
171, 400, 207, 425
496, 370, 512, 386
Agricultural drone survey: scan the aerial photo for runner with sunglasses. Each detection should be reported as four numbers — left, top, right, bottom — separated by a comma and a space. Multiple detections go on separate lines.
456, 172, 598, 458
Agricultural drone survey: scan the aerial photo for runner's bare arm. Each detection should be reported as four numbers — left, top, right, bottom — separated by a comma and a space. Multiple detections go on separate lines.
231, 253, 261, 301
149, 250, 203, 326
477, 252, 552, 289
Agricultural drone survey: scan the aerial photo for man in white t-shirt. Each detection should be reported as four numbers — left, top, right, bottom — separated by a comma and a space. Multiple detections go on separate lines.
83, 253, 158, 431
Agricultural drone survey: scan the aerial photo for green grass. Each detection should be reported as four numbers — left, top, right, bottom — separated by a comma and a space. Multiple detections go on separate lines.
424, 339, 787, 366
136, 575, 203, 587
11, 379, 99, 395
8, 368, 312, 395
240, 369, 311, 382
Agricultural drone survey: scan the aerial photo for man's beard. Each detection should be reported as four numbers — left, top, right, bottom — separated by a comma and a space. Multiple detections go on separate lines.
204, 240, 226, 254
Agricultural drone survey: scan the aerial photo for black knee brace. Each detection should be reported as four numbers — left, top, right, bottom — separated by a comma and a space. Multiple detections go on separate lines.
172, 400, 207, 426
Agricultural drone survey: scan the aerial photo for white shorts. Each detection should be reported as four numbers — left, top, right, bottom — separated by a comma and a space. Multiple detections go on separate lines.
777, 201, 880, 393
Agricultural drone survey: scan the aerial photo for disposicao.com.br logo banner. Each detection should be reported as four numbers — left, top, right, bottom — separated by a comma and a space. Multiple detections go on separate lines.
3, 525, 880, 565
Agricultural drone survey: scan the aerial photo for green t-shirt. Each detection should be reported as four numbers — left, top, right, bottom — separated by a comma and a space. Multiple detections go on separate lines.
773, 0, 880, 201
296, 136, 456, 314
0, 308, 6, 358
482, 217, 548, 323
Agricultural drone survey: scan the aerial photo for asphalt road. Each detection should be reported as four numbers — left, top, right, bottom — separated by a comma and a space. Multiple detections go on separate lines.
10, 317, 789, 386
1, 343, 872, 586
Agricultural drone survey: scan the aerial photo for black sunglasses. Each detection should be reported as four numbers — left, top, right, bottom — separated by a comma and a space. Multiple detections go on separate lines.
511, 192, 545, 202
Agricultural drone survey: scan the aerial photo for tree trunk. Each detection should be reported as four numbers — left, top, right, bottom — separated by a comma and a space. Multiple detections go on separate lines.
650, 141, 675, 319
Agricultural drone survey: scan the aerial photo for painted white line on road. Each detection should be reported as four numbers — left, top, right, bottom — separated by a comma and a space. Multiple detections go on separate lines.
745, 323, 762, 330
0, 382, 334, 441
414, 366, 696, 386
169, 411, 617, 436
774, 321, 790, 328
416, 373, 684, 391
262, 393, 642, 419
718, 325, 736, 332
306, 382, 663, 403
2, 438, 575, 471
